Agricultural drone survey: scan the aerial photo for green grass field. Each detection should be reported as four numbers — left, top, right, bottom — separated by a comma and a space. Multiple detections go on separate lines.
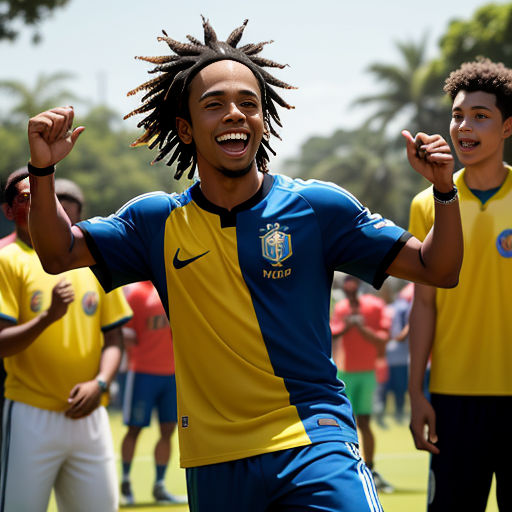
48, 409, 499, 511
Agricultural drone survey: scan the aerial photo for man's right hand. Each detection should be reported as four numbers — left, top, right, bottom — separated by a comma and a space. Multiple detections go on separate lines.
409, 393, 440, 454
28, 107, 85, 168
46, 278, 75, 323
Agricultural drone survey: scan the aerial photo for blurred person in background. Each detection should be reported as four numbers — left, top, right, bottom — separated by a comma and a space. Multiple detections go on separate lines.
120, 280, 186, 505
375, 282, 413, 426
331, 275, 394, 493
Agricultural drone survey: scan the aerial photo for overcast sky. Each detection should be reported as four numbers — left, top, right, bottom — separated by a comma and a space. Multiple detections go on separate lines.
1, 0, 493, 170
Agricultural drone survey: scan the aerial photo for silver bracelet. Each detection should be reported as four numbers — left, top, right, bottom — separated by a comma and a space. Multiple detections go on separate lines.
433, 185, 458, 204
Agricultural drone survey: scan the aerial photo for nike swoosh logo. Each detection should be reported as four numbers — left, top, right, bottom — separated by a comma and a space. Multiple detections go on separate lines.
173, 248, 210, 269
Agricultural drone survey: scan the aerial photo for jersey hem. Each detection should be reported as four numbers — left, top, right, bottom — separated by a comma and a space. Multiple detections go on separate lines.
179, 432, 359, 468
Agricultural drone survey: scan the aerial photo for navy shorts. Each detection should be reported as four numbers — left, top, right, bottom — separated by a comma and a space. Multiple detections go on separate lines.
122, 372, 177, 427
428, 394, 512, 512
186, 441, 383, 512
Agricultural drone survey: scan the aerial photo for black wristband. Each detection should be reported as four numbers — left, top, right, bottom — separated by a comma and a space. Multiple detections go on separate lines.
433, 185, 458, 204
27, 162, 55, 177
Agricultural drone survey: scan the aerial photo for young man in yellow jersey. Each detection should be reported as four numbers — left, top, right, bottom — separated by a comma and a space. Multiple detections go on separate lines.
0, 171, 132, 512
408, 58, 512, 512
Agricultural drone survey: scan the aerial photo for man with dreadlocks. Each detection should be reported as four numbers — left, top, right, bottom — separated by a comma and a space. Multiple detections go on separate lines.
26, 17, 462, 511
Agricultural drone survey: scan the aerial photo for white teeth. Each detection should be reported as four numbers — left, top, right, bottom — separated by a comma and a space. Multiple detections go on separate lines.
460, 140, 477, 148
216, 133, 248, 142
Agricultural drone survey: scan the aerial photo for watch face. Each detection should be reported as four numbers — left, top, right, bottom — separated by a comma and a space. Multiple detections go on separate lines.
97, 379, 108, 392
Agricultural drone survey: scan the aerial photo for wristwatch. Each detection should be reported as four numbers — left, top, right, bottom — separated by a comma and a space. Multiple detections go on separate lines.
96, 378, 109, 393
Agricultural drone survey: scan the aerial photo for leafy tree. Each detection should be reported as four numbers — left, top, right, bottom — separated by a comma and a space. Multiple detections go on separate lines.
353, 35, 446, 136
0, 72, 83, 124
437, 3, 512, 72
0, 0, 70, 42
286, 127, 425, 226
430, 2, 512, 163
0, 104, 188, 224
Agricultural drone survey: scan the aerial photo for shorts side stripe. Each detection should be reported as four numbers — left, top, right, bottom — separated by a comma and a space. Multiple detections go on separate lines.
0, 400, 14, 512
357, 460, 383, 512
345, 442, 382, 512
345, 441, 360, 460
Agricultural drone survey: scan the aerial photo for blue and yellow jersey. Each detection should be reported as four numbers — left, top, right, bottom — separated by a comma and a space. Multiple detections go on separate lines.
409, 167, 512, 395
0, 239, 132, 411
79, 173, 408, 467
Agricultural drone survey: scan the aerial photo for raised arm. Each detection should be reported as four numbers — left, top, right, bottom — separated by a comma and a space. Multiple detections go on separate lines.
27, 107, 95, 273
387, 131, 463, 287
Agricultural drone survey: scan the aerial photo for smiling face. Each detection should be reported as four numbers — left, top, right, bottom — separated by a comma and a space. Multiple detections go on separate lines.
449, 90, 512, 168
177, 60, 264, 178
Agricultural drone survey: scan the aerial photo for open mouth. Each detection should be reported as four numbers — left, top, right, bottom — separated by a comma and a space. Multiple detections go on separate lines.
458, 139, 479, 150
215, 132, 250, 154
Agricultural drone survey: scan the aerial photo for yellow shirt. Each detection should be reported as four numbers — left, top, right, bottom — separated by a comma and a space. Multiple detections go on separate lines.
409, 168, 512, 395
0, 239, 132, 410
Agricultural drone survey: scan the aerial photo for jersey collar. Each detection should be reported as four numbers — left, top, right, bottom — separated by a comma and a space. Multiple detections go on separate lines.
456, 165, 512, 204
190, 173, 274, 227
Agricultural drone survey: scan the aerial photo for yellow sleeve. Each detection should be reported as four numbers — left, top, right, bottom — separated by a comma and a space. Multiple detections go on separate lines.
408, 188, 435, 242
98, 284, 133, 332
0, 249, 20, 324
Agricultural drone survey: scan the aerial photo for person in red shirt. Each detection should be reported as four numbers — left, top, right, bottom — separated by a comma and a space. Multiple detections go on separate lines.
120, 281, 186, 505
331, 275, 393, 493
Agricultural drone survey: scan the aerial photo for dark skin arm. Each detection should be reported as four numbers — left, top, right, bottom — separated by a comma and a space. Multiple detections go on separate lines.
27, 107, 93, 274
27, 109, 462, 288
386, 131, 463, 288
408, 284, 439, 454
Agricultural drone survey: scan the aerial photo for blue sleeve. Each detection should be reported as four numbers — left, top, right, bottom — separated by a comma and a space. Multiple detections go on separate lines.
298, 180, 410, 288
77, 192, 173, 292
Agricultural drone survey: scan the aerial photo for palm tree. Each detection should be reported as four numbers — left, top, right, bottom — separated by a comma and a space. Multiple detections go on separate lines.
353, 35, 447, 136
0, 71, 84, 125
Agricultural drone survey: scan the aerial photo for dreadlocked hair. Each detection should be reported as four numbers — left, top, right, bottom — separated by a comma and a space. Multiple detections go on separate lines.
125, 16, 295, 180
444, 58, 512, 120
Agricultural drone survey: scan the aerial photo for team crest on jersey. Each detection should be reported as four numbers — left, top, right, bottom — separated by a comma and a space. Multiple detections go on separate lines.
496, 229, 512, 258
30, 291, 43, 313
82, 291, 99, 315
260, 223, 293, 267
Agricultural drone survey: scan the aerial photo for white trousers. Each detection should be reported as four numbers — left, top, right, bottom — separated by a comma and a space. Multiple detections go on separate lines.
0, 400, 118, 512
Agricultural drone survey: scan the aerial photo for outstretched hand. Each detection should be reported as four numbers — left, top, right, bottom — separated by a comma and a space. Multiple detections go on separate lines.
28, 107, 85, 168
402, 130, 454, 192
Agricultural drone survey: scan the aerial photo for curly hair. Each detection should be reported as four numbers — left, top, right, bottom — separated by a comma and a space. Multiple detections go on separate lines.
125, 16, 295, 180
444, 58, 512, 120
